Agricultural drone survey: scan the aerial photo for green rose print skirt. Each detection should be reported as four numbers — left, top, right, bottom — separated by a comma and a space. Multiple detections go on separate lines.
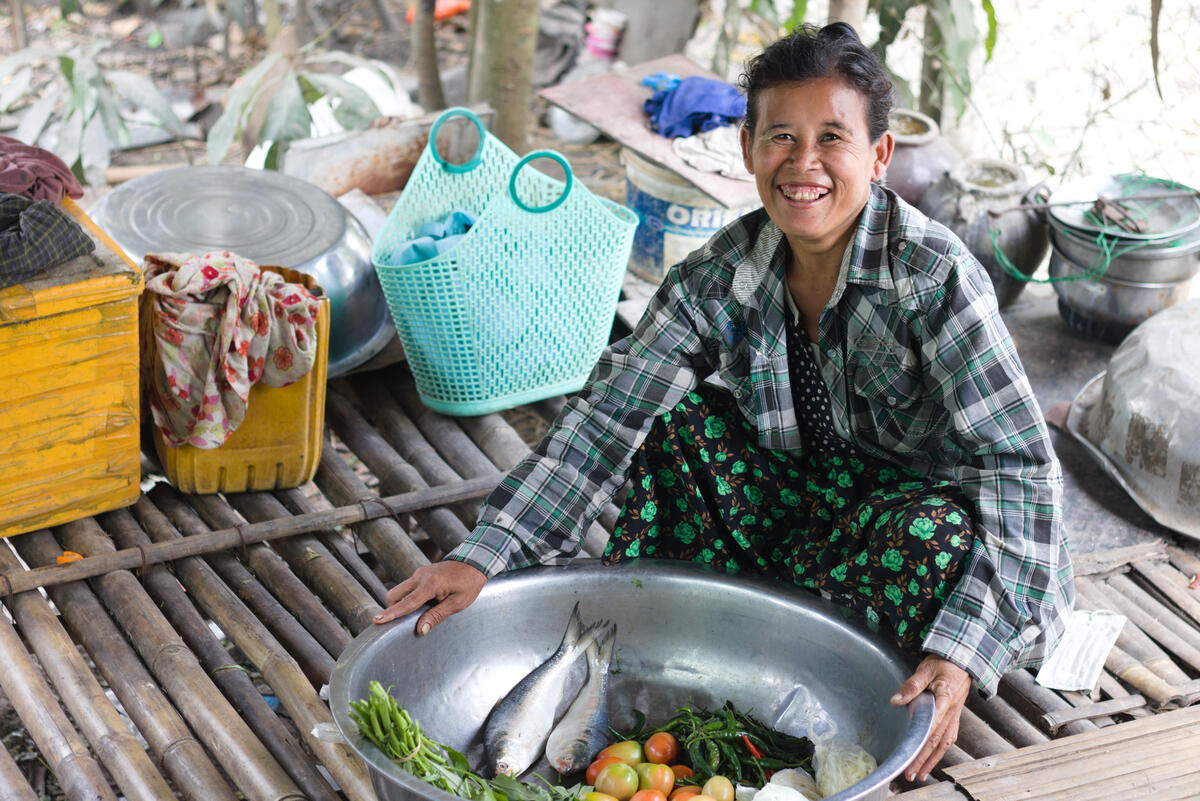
602, 384, 974, 657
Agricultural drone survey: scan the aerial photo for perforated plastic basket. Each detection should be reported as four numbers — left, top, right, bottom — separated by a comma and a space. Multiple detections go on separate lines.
372, 108, 638, 415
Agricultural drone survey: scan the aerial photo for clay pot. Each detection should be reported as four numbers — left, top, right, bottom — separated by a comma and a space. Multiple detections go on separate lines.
884, 108, 961, 207
918, 158, 1050, 308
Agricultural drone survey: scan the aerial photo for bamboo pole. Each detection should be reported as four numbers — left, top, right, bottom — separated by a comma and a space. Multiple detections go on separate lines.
953, 706, 1014, 757
1057, 689, 1115, 728
1107, 572, 1200, 665
997, 669, 1097, 737
313, 444, 432, 582
0, 566, 119, 801
1166, 545, 1200, 582
964, 692, 1049, 748
1074, 579, 1191, 687
326, 386, 473, 554
275, 484, 391, 606
150, 485, 337, 687
1040, 695, 1149, 735
99, 509, 343, 801
0, 741, 39, 801
0, 474, 501, 597
131, 496, 377, 801
187, 492, 354, 656
15, 527, 246, 801
1132, 559, 1200, 628
1084, 576, 1200, 674
227, 490, 382, 634
1102, 642, 1182, 708
0, 537, 176, 801
1096, 670, 1152, 718
348, 378, 487, 527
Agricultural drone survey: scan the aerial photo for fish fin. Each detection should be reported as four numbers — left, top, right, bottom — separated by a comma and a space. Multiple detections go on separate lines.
597, 622, 617, 664
561, 601, 584, 650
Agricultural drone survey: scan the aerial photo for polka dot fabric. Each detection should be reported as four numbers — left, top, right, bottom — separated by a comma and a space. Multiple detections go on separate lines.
785, 314, 854, 455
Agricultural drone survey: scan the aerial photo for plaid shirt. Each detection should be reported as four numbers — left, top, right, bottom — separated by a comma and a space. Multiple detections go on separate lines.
448, 184, 1074, 695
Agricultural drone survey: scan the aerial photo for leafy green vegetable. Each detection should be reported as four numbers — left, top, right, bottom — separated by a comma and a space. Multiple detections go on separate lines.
350, 682, 589, 801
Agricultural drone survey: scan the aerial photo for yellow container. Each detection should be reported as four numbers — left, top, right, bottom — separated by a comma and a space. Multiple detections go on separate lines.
142, 265, 329, 494
0, 197, 143, 538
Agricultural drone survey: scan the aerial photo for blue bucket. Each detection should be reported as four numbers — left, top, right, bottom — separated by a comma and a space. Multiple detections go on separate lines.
622, 147, 760, 283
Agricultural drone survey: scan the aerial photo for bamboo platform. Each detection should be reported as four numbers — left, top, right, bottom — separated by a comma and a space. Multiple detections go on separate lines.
1, 366, 1199, 800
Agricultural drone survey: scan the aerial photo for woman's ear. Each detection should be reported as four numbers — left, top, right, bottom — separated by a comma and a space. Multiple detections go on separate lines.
872, 131, 895, 181
740, 124, 755, 175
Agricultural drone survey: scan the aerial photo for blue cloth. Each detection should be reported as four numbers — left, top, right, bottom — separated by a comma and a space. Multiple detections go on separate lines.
639, 72, 681, 93
393, 209, 477, 266
644, 76, 747, 139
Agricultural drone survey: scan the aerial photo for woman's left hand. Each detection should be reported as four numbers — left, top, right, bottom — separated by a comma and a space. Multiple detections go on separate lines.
890, 655, 971, 781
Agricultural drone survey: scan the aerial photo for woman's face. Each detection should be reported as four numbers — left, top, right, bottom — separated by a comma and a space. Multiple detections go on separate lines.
740, 77, 893, 258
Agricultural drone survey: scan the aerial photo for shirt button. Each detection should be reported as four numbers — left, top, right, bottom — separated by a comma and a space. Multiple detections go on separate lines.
895, 238, 908, 250
887, 395, 897, 406
826, 349, 835, 359
732, 388, 743, 399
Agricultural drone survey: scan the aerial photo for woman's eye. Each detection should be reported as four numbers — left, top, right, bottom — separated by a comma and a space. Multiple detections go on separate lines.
821, 132, 842, 142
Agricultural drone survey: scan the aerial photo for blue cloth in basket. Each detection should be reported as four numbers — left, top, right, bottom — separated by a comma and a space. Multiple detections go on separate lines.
644, 76, 746, 139
392, 209, 477, 266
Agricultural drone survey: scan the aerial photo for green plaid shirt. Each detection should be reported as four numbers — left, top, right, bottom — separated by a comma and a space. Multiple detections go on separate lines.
448, 184, 1073, 695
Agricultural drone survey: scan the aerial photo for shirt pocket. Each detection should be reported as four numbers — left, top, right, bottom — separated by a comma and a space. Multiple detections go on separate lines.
849, 356, 942, 451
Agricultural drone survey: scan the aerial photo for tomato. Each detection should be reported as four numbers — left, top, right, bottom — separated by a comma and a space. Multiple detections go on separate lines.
594, 763, 640, 801
583, 794, 620, 801
636, 763, 675, 796
599, 741, 644, 766
588, 757, 625, 785
669, 765, 694, 781
669, 788, 700, 801
643, 732, 680, 765
701, 777, 734, 801
630, 791, 667, 801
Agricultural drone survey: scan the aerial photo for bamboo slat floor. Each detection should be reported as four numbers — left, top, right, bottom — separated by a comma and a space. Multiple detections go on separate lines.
1, 363, 1199, 799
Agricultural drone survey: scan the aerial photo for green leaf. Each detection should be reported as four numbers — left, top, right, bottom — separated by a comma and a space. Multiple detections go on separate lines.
60, 0, 78, 17
55, 108, 85, 170
58, 54, 75, 87
297, 73, 324, 104
15, 82, 63, 146
0, 66, 33, 112
0, 46, 62, 80
205, 52, 284, 164
79, 113, 110, 186
259, 70, 312, 144
106, 69, 183, 134
785, 0, 807, 31
263, 140, 283, 170
300, 71, 381, 130
979, 0, 997, 62
68, 53, 99, 121
95, 81, 130, 147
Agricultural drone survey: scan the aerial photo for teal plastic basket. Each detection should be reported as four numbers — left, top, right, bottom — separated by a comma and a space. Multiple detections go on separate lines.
372, 108, 639, 416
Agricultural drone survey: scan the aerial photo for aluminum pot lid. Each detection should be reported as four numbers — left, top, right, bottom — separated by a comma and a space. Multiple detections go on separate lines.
1065, 299, 1200, 540
1048, 173, 1200, 242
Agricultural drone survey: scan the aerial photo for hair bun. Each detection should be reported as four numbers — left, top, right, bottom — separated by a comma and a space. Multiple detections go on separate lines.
820, 21, 863, 44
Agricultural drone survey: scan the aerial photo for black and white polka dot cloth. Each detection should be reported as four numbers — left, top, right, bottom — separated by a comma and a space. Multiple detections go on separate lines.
786, 315, 855, 455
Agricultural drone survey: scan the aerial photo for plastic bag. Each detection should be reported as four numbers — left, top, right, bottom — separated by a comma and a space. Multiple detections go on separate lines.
813, 739, 877, 798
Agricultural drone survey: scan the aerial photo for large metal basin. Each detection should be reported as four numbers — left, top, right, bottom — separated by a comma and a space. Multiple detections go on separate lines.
330, 560, 934, 801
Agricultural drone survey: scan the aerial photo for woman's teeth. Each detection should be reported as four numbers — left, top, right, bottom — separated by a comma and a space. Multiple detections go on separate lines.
780, 187, 825, 201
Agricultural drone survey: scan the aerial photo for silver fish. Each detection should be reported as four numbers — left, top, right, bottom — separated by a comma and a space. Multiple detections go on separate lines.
484, 603, 606, 777
544, 622, 617, 775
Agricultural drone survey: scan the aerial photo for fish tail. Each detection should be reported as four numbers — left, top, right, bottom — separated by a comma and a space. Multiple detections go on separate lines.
561, 601, 584, 649
596, 622, 617, 665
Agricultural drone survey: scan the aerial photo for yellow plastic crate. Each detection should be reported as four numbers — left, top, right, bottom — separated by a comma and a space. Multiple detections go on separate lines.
142, 265, 329, 494
0, 197, 143, 538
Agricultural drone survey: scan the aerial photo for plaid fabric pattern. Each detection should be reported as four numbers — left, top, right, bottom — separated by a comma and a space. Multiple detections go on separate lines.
0, 193, 95, 289
448, 183, 1073, 695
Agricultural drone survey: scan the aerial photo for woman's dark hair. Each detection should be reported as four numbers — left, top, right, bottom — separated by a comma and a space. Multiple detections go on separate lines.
739, 22, 893, 142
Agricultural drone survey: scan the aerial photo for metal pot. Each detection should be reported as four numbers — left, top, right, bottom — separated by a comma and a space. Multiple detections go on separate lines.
88, 165, 394, 377
1049, 249, 1193, 327
918, 158, 1049, 308
1049, 221, 1200, 284
329, 560, 934, 801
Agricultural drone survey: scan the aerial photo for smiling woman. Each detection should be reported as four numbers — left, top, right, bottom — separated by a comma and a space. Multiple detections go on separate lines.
374, 21, 1074, 790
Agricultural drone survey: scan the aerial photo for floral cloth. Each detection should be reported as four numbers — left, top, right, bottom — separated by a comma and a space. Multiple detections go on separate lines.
144, 251, 320, 449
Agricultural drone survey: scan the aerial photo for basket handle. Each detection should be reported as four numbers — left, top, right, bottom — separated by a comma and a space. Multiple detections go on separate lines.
508, 150, 574, 213
429, 107, 486, 174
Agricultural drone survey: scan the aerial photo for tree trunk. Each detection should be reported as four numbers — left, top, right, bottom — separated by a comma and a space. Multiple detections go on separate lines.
918, 8, 943, 124
413, 0, 446, 110
827, 0, 869, 33
262, 0, 282, 42
465, 0, 491, 103
8, 0, 27, 50
485, 0, 539, 153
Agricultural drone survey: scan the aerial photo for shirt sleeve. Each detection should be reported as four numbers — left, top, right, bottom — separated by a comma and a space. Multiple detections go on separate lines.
444, 261, 713, 577
917, 251, 1075, 696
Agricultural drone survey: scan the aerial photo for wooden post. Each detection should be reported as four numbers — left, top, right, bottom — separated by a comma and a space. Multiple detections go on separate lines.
131, 496, 377, 801
8, 0, 27, 50
412, 0, 447, 110
99, 509, 343, 801
0, 537, 176, 801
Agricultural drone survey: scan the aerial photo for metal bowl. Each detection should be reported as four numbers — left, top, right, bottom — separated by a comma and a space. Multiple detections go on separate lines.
1049, 249, 1193, 327
329, 560, 934, 801
88, 165, 394, 377
1049, 221, 1200, 284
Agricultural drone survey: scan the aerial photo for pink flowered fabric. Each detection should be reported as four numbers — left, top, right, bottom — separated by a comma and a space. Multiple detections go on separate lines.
144, 251, 320, 449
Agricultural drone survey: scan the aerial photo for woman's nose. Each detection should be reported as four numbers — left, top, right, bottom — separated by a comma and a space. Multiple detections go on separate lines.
785, 140, 819, 168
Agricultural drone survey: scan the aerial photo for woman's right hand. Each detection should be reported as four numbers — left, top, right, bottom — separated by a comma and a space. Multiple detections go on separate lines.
373, 560, 487, 636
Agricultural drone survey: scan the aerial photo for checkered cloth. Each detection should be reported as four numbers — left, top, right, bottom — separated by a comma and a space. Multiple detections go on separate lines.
0, 193, 95, 289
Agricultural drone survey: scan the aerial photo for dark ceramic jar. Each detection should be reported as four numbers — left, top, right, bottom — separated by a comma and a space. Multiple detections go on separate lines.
884, 108, 961, 207
918, 158, 1050, 308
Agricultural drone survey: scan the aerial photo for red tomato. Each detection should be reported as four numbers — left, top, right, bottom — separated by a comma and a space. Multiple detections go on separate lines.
643, 732, 680, 765
636, 763, 676, 796
669, 765, 694, 781
599, 741, 645, 766
630, 792, 667, 801
587, 757, 624, 785
669, 789, 700, 801
595, 763, 640, 801
701, 777, 734, 801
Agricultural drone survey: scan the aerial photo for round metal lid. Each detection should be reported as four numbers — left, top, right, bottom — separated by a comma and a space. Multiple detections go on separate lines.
89, 165, 347, 265
1048, 173, 1200, 242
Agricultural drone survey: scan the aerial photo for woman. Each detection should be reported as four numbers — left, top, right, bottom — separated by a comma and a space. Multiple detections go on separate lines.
375, 23, 1073, 782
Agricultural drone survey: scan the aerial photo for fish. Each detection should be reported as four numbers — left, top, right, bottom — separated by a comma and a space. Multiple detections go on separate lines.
484, 602, 607, 777
544, 622, 617, 775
